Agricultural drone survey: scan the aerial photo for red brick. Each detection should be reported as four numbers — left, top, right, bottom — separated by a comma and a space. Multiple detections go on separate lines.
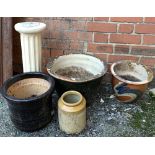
49, 20, 69, 30
110, 34, 141, 44
49, 31, 60, 39
42, 48, 50, 58
50, 31, 78, 40
131, 46, 155, 56
42, 57, 49, 70
47, 40, 70, 49
42, 38, 48, 48
64, 49, 82, 54
47, 39, 84, 51
94, 53, 108, 62
140, 57, 155, 67
79, 32, 92, 41
135, 24, 155, 34
64, 50, 82, 54
71, 21, 87, 31
41, 21, 50, 38
64, 17, 93, 21
111, 17, 143, 23
70, 41, 84, 50
42, 48, 51, 73
94, 33, 108, 43
145, 17, 155, 23
42, 28, 50, 39
63, 31, 79, 40
94, 17, 109, 21
88, 43, 113, 53
50, 31, 92, 41
50, 49, 64, 57
143, 35, 155, 45
118, 24, 134, 33
87, 22, 117, 32
42, 65, 48, 74
115, 45, 130, 54
108, 54, 139, 63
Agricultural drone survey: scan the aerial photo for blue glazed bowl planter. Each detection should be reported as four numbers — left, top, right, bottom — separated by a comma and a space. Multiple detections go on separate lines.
111, 60, 153, 103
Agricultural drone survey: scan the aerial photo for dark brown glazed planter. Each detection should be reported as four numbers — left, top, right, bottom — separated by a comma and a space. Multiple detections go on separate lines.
47, 54, 107, 105
110, 60, 153, 103
1, 72, 55, 131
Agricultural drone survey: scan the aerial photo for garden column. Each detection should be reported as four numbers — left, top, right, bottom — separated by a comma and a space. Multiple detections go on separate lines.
15, 22, 46, 72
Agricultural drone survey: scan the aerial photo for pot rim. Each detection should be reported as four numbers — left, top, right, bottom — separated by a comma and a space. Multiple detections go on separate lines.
46, 53, 108, 83
110, 60, 154, 85
61, 90, 83, 107
1, 72, 55, 102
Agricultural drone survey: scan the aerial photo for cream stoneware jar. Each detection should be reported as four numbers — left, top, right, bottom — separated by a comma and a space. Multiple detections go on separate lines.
58, 90, 86, 134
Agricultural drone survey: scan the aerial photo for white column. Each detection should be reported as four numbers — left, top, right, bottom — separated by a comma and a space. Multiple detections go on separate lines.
14, 22, 46, 72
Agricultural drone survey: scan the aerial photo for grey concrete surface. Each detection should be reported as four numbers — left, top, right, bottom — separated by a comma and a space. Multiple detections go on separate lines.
0, 80, 155, 137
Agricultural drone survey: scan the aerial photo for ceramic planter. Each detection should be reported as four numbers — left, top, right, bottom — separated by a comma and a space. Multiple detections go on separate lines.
1, 72, 55, 131
15, 22, 46, 72
58, 90, 86, 134
47, 54, 107, 105
111, 60, 153, 103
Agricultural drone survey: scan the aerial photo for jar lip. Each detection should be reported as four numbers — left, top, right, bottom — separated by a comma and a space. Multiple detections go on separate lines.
61, 91, 83, 107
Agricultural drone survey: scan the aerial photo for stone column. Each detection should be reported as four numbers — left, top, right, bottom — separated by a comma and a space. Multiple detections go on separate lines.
15, 22, 46, 72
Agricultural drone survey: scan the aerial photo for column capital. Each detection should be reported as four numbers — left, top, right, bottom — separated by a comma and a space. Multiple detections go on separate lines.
15, 22, 46, 34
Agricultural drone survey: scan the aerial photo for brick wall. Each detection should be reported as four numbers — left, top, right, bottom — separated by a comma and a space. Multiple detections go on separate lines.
13, 17, 155, 75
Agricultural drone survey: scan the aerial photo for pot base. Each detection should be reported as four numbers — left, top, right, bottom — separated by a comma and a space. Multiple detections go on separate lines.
11, 114, 52, 132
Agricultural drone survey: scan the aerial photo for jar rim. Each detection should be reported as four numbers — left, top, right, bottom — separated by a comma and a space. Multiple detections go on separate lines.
61, 91, 83, 107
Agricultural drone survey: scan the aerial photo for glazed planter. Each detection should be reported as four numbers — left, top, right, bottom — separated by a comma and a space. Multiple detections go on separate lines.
15, 22, 46, 72
58, 90, 86, 134
1, 72, 55, 131
111, 60, 153, 103
47, 54, 107, 105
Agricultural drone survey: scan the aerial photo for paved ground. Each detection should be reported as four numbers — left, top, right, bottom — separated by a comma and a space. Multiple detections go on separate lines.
0, 80, 155, 137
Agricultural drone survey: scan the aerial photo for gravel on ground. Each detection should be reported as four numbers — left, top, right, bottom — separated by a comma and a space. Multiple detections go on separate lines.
0, 80, 155, 137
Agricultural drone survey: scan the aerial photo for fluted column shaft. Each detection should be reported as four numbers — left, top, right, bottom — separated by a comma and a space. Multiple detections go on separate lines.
15, 22, 46, 72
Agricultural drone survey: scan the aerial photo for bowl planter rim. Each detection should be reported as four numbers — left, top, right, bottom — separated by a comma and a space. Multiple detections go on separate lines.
46, 53, 108, 83
110, 60, 153, 85
1, 72, 55, 102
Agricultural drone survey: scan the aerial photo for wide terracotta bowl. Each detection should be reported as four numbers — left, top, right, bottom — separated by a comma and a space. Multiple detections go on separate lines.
47, 54, 107, 105
110, 60, 153, 103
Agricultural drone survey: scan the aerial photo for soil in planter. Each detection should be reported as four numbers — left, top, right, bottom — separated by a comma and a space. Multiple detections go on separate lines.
7, 78, 50, 99
55, 66, 99, 81
120, 75, 141, 82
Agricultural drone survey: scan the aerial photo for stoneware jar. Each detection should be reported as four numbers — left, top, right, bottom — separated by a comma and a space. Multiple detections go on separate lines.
111, 60, 153, 103
1, 72, 55, 131
58, 90, 86, 134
